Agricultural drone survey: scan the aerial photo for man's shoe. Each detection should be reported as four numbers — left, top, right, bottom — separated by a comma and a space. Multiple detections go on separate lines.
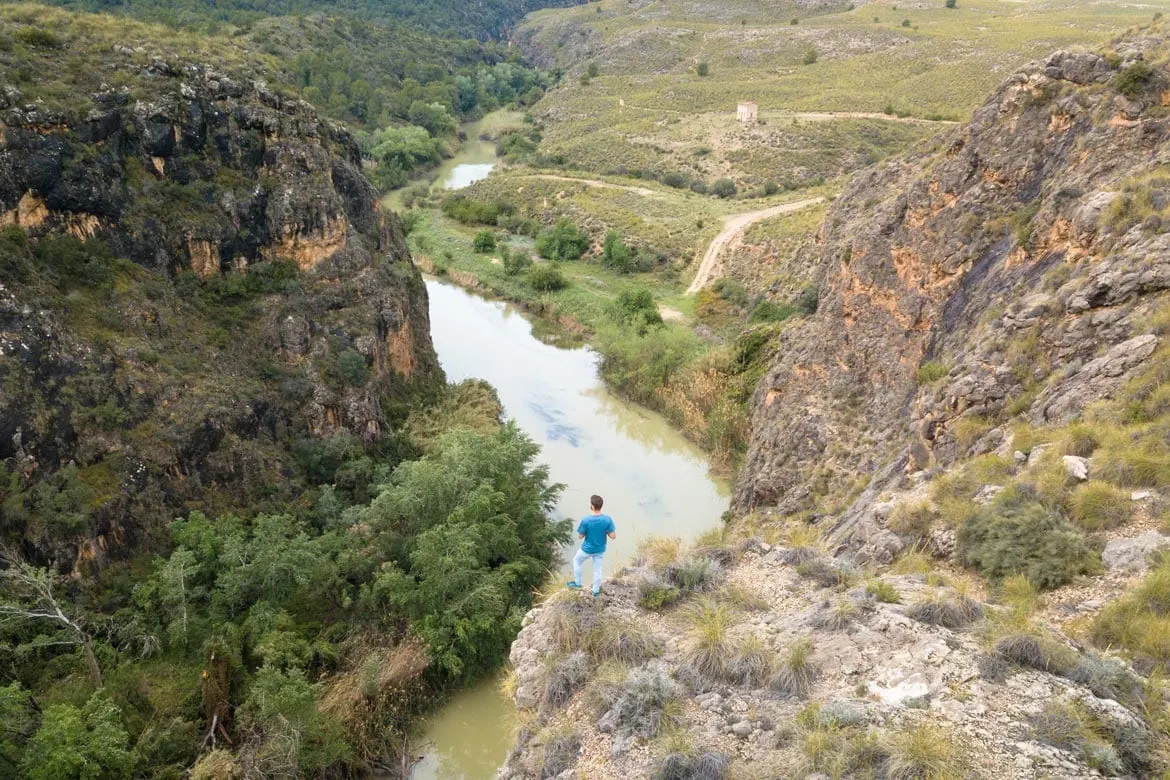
565, 580, 582, 590
592, 588, 601, 597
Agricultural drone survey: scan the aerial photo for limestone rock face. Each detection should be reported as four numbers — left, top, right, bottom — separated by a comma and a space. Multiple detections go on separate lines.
0, 56, 439, 572
734, 40, 1170, 519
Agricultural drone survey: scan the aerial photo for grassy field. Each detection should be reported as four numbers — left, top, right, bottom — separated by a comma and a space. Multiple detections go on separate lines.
519, 0, 1170, 184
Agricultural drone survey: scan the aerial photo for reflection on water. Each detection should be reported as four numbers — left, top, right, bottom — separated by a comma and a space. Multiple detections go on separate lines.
410, 279, 729, 780
443, 162, 495, 189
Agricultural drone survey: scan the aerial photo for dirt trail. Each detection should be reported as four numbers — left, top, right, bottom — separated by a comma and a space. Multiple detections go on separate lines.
617, 104, 958, 125
518, 174, 659, 197
686, 197, 825, 295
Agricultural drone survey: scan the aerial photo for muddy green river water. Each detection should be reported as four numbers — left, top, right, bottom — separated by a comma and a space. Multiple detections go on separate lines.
408, 280, 730, 779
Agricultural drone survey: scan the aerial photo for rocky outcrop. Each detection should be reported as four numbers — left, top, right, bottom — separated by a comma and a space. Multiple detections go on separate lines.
501, 545, 1157, 779
735, 40, 1170, 520
0, 49, 439, 571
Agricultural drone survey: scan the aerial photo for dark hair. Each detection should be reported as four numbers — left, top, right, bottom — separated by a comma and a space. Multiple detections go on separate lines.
590, 494, 604, 510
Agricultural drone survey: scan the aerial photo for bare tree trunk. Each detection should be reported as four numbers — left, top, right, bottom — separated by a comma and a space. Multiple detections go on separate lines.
82, 636, 103, 687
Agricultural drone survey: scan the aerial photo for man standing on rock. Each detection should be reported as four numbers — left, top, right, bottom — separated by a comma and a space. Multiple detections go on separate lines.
566, 494, 616, 597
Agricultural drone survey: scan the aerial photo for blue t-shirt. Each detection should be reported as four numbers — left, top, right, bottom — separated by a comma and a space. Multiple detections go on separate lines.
578, 514, 615, 554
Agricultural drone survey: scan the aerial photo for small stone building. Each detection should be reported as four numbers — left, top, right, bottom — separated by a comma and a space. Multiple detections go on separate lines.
736, 101, 758, 123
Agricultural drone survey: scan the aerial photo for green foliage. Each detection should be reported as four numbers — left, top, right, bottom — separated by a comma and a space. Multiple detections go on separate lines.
32, 235, 116, 290
528, 263, 568, 292
956, 494, 1096, 589
595, 323, 701, 405
945, 0, 957, 7
802, 48, 818, 65
0, 682, 35, 774
916, 360, 949, 384
1092, 556, 1170, 669
441, 195, 515, 226
696, 61, 709, 77
865, 580, 900, 604
503, 249, 533, 276
711, 178, 737, 199
1069, 481, 1132, 531
23, 692, 134, 780
1115, 61, 1155, 99
602, 230, 649, 273
608, 288, 663, 332
241, 666, 351, 774
335, 349, 370, 388
535, 218, 590, 261
796, 284, 820, 315
370, 125, 442, 189
749, 299, 796, 324
472, 230, 497, 253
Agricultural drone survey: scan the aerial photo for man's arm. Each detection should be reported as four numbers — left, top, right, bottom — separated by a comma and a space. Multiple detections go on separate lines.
607, 519, 616, 540
607, 531, 616, 540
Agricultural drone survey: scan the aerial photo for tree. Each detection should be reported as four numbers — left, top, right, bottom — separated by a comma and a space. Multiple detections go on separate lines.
712, 178, 737, 198
528, 264, 568, 292
473, 230, 496, 253
601, 230, 632, 272
22, 692, 134, 780
370, 125, 441, 189
535, 219, 590, 261
0, 547, 102, 685
503, 250, 533, 276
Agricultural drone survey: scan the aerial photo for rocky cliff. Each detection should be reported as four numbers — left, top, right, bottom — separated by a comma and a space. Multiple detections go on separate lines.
501, 27, 1170, 780
0, 17, 439, 572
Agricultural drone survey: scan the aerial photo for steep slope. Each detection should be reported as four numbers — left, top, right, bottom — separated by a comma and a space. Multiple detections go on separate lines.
0, 9, 440, 571
736, 37, 1170, 524
501, 27, 1170, 780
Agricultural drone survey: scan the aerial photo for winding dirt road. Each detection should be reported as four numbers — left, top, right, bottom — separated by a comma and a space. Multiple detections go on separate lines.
685, 197, 825, 295
517, 174, 659, 197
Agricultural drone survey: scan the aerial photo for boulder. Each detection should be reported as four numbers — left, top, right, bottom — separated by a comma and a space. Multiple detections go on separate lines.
1062, 455, 1089, 481
1102, 531, 1170, 572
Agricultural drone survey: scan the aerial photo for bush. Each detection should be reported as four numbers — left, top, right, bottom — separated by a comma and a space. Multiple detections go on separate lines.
1062, 424, 1100, 457
1094, 446, 1170, 488
1030, 701, 1123, 776
769, 637, 818, 698
441, 195, 514, 226
905, 591, 983, 629
916, 361, 949, 384
889, 502, 936, 542
597, 667, 682, 738
503, 250, 533, 276
1091, 557, 1170, 668
472, 230, 496, 253
662, 172, 689, 189
542, 651, 591, 708
336, 349, 370, 387
528, 264, 568, 292
866, 580, 901, 604
22, 692, 134, 780
696, 61, 709, 77
749, 299, 797, 324
664, 555, 724, 594
711, 179, 737, 199
797, 284, 820, 314
33, 235, 116, 290
608, 288, 663, 331
681, 601, 734, 684
15, 27, 64, 48
945, 0, 956, 7
652, 751, 730, 780
1069, 482, 1132, 531
594, 323, 701, 405
956, 497, 1097, 589
992, 633, 1069, 673
796, 557, 854, 589
802, 48, 818, 65
638, 574, 682, 610
540, 733, 582, 778
535, 218, 590, 261
884, 722, 965, 780
1115, 61, 1155, 99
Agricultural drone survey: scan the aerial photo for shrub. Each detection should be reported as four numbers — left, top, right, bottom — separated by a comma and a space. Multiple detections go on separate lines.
725, 636, 772, 687
15, 27, 64, 48
992, 633, 1070, 673
681, 601, 733, 683
905, 591, 983, 629
1069, 482, 1132, 531
770, 637, 818, 697
535, 218, 589, 261
1062, 424, 1100, 457
813, 598, 861, 631
945, 0, 956, 7
696, 62, 709, 77
601, 231, 636, 273
336, 349, 370, 387
1030, 701, 1123, 776
503, 250, 533, 276
802, 48, 818, 65
652, 751, 730, 780
796, 284, 820, 315
916, 361, 948, 384
749, 299, 797, 323
472, 230, 496, 253
796, 557, 854, 589
540, 732, 582, 778
889, 502, 936, 542
528, 264, 568, 292
665, 555, 724, 594
597, 667, 682, 738
901, 18, 912, 27
662, 172, 688, 189
956, 497, 1097, 589
542, 651, 591, 708
594, 323, 701, 405
33, 235, 116, 290
1094, 447, 1170, 488
1115, 61, 1155, 99
1091, 557, 1170, 668
638, 574, 682, 610
441, 195, 514, 226
608, 288, 663, 331
711, 179, 737, 199
866, 580, 901, 603
884, 722, 965, 780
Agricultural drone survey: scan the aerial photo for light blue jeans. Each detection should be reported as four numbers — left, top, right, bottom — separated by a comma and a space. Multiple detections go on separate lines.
573, 548, 604, 592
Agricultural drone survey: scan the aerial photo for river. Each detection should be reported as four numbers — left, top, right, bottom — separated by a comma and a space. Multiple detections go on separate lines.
409, 281, 730, 779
